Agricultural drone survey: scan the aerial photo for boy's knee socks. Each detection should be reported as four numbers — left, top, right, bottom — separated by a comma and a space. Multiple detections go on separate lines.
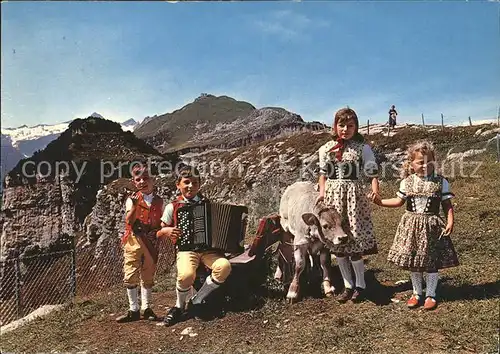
191, 275, 221, 305
175, 286, 191, 309
127, 286, 139, 312
141, 285, 153, 310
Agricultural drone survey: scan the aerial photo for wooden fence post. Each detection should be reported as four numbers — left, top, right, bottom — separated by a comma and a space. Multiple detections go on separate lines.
367, 119, 370, 136
421, 113, 425, 126
441, 113, 444, 130
468, 116, 472, 126
497, 133, 500, 163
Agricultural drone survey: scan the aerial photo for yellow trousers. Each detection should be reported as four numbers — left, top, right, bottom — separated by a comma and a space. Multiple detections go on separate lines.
123, 234, 156, 288
176, 250, 231, 289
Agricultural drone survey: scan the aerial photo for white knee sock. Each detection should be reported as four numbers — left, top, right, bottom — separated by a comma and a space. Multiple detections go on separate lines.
410, 272, 423, 297
426, 273, 439, 298
141, 286, 152, 310
336, 257, 354, 289
192, 276, 220, 305
274, 266, 283, 280
127, 287, 139, 312
175, 286, 191, 309
351, 259, 366, 289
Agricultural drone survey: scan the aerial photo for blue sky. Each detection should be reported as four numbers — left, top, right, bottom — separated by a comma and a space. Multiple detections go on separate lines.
1, 1, 499, 128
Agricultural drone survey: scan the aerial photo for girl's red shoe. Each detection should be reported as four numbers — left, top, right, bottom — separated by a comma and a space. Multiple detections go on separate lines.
407, 294, 422, 308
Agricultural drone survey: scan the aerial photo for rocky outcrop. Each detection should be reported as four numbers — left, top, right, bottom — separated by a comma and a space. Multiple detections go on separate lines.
178, 107, 326, 152
0, 173, 76, 259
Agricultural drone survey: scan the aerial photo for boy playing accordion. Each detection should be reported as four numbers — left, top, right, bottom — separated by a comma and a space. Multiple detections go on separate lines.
158, 165, 232, 326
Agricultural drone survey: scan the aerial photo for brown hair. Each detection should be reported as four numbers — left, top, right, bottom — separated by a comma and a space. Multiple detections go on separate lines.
401, 140, 437, 178
131, 161, 151, 178
332, 107, 364, 142
176, 164, 201, 183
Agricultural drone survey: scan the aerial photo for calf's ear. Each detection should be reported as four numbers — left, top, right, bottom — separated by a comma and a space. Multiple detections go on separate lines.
302, 213, 320, 226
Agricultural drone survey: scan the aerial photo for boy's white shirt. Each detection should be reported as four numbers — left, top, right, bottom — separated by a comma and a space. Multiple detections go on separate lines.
160, 195, 202, 225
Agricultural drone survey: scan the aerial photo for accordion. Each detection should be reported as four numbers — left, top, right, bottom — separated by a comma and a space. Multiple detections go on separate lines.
175, 201, 248, 253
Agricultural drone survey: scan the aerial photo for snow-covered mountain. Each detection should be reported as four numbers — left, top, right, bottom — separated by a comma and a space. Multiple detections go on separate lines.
1, 134, 25, 185
0, 115, 139, 181
0, 112, 139, 190
2, 121, 72, 148
2, 115, 138, 153
120, 118, 138, 131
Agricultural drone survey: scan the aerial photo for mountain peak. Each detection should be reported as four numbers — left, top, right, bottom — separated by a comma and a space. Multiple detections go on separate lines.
89, 112, 104, 119
121, 118, 138, 126
194, 93, 217, 102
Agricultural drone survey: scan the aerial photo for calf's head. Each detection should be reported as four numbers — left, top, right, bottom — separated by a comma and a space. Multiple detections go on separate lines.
301, 203, 348, 247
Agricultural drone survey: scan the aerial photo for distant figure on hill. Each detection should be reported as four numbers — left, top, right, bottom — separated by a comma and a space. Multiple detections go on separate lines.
388, 105, 398, 128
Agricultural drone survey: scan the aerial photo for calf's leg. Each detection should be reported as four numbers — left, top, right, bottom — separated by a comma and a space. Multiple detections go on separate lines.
320, 248, 334, 297
286, 244, 307, 302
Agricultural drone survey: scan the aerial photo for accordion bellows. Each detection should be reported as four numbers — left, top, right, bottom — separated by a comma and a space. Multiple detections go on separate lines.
176, 202, 248, 253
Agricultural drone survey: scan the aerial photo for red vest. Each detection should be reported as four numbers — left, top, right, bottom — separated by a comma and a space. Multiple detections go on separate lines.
165, 195, 186, 227
122, 193, 164, 244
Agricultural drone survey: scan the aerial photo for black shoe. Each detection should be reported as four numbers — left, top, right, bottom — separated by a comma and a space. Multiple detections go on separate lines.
186, 299, 204, 319
143, 308, 157, 320
116, 310, 140, 323
163, 307, 183, 327
351, 287, 365, 303
186, 299, 218, 321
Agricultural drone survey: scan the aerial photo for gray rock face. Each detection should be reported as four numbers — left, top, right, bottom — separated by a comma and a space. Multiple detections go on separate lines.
171, 107, 326, 154
1, 174, 76, 259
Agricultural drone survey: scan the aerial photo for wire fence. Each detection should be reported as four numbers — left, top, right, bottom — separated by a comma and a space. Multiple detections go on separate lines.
0, 237, 176, 327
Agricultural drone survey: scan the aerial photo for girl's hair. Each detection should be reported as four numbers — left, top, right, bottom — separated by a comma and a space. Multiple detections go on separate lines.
332, 107, 365, 142
401, 140, 437, 178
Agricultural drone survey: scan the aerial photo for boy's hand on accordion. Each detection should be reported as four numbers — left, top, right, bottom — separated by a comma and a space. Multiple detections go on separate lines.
157, 226, 182, 243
